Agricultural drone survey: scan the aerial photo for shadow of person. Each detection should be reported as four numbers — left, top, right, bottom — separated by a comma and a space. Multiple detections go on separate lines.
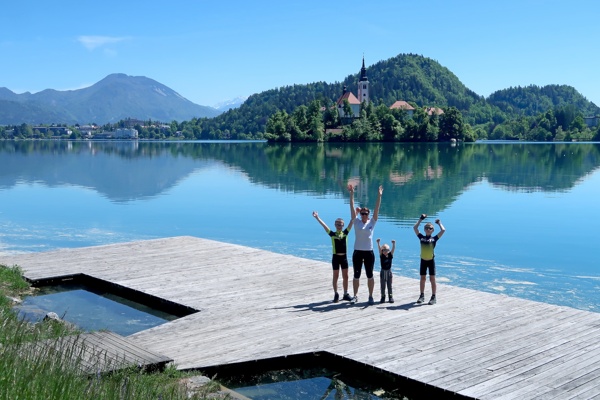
382, 301, 419, 311
268, 299, 353, 313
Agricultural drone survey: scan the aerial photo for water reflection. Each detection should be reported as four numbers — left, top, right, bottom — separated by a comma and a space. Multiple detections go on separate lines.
2, 141, 599, 213
15, 283, 177, 336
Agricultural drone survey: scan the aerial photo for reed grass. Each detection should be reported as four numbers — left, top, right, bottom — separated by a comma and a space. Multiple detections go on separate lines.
0, 265, 228, 400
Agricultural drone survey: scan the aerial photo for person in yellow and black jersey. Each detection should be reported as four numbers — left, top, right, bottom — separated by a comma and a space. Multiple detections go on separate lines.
313, 211, 354, 303
413, 214, 446, 305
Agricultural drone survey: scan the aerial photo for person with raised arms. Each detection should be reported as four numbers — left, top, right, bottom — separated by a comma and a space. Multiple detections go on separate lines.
414, 214, 446, 305
347, 183, 383, 305
312, 211, 354, 303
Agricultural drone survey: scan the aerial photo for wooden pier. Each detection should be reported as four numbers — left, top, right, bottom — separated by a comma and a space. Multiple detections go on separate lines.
2, 236, 600, 399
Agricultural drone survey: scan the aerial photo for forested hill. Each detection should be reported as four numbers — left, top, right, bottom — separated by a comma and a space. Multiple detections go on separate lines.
349, 54, 484, 113
193, 53, 596, 139
194, 53, 501, 138
487, 84, 600, 117
191, 82, 340, 139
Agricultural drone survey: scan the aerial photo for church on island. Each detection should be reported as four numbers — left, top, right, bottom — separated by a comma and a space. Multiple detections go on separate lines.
335, 57, 370, 121
334, 57, 442, 123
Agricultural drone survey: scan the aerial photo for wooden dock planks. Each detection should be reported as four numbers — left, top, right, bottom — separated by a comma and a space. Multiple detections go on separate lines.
2, 236, 600, 399
18, 331, 172, 375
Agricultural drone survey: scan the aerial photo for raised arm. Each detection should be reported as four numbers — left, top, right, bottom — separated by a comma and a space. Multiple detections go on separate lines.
372, 185, 383, 221
312, 211, 330, 232
376, 238, 382, 254
347, 184, 356, 220
414, 213, 426, 236
435, 219, 446, 239
391, 239, 396, 256
346, 216, 354, 232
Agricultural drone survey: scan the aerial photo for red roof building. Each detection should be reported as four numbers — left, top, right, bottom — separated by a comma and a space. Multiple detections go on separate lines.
426, 107, 444, 116
335, 86, 362, 120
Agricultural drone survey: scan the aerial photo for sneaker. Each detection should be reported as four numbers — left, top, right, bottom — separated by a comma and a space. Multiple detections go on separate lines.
350, 296, 358, 304
416, 294, 425, 304
368, 296, 375, 305
380, 296, 386, 303
342, 293, 352, 301
389, 294, 395, 303
428, 295, 437, 305
333, 292, 339, 303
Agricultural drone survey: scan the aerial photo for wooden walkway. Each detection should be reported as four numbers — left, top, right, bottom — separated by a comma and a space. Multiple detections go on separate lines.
2, 236, 600, 399
22, 331, 173, 375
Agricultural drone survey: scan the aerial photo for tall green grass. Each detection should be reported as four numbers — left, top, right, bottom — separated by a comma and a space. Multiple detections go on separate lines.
0, 265, 227, 400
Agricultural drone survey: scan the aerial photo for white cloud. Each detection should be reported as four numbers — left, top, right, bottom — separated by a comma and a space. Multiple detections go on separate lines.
77, 35, 128, 50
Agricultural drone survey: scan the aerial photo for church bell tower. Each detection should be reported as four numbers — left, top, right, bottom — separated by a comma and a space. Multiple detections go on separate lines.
357, 56, 369, 105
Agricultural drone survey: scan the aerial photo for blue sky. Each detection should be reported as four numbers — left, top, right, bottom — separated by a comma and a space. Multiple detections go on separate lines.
2, 1, 599, 109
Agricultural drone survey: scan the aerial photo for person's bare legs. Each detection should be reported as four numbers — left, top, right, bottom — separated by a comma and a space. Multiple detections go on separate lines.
368, 277, 374, 297
332, 269, 340, 293
428, 275, 437, 304
342, 269, 349, 294
353, 278, 359, 296
416, 275, 427, 303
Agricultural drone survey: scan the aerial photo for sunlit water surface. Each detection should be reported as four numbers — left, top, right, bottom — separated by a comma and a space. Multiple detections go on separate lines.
1, 140, 599, 312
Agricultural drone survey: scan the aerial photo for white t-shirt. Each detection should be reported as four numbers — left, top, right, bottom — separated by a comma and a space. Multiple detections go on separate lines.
353, 217, 377, 251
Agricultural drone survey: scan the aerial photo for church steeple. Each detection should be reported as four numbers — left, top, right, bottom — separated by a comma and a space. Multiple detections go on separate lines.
359, 56, 368, 82
357, 55, 370, 105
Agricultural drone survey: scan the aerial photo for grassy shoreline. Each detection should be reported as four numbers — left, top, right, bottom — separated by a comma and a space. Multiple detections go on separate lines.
0, 264, 229, 400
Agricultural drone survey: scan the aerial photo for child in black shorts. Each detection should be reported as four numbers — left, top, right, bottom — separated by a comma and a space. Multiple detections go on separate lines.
376, 238, 396, 303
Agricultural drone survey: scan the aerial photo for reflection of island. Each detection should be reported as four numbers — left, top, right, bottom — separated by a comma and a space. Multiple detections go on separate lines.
1, 141, 599, 214
240, 142, 600, 218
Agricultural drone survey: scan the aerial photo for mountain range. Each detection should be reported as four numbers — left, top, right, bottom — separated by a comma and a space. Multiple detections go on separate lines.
0, 74, 222, 125
2, 53, 598, 130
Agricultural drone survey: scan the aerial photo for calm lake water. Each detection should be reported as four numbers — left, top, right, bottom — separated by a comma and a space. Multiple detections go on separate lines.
1, 140, 599, 312
15, 283, 177, 336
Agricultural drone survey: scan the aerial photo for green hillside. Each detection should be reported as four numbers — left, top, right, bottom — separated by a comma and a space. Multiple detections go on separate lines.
487, 84, 599, 116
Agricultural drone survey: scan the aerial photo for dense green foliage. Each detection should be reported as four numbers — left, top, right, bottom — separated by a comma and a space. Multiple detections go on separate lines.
486, 105, 600, 141
174, 83, 340, 140
264, 101, 475, 142
487, 84, 599, 117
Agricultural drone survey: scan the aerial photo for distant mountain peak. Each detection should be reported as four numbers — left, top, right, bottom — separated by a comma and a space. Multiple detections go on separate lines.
213, 96, 248, 112
0, 74, 220, 124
